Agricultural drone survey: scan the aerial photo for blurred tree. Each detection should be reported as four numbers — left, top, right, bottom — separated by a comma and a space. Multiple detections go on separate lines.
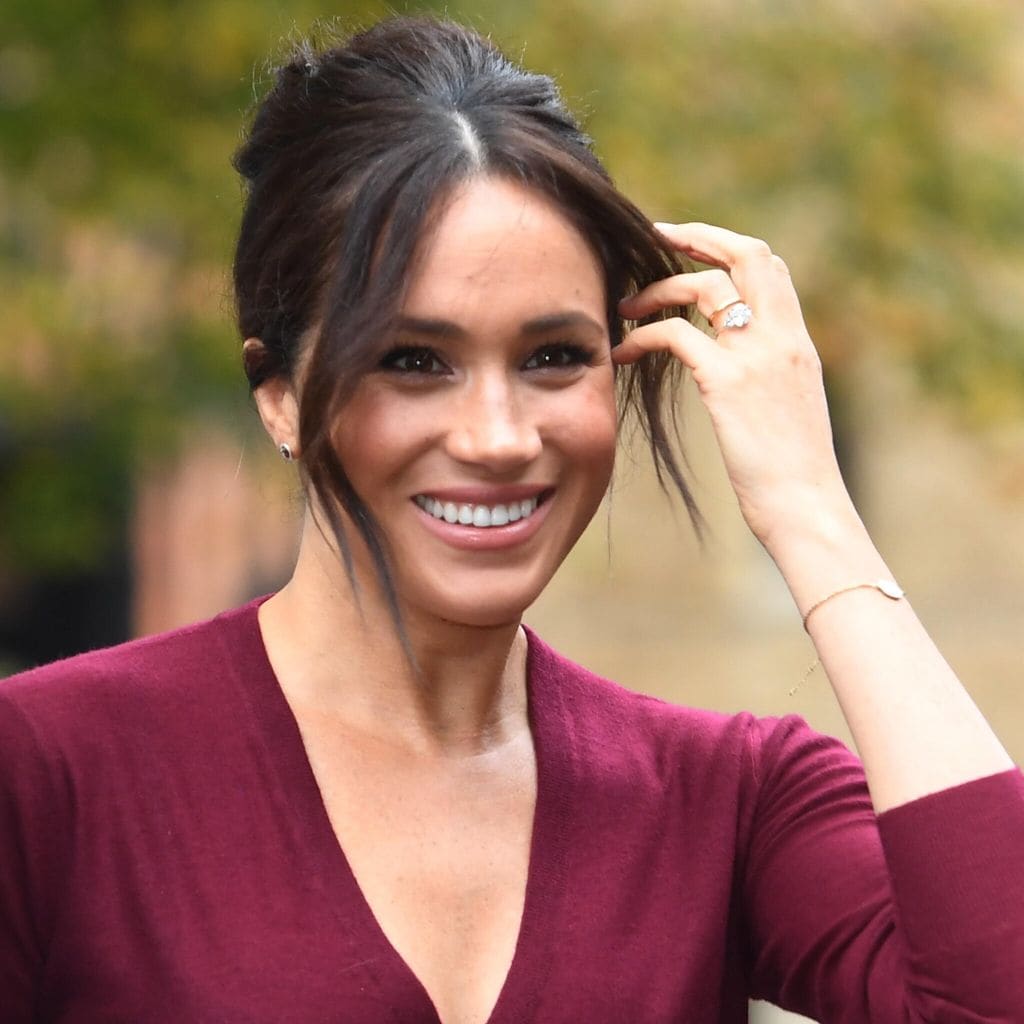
494, 0, 1024, 396
1, 0, 1022, 583
0, 0, 392, 580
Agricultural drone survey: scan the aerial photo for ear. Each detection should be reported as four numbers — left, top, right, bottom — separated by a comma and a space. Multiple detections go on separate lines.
244, 338, 301, 458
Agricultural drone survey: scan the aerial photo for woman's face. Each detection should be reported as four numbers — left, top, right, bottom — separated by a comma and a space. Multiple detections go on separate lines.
333, 176, 617, 628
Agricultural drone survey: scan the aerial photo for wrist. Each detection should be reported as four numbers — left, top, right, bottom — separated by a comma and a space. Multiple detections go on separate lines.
759, 496, 893, 619
756, 481, 864, 561
801, 578, 905, 631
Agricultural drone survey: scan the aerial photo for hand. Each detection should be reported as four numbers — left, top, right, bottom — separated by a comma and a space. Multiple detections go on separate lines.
615, 222, 854, 553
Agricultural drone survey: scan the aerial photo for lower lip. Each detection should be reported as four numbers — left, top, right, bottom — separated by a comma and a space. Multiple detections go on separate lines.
412, 496, 552, 551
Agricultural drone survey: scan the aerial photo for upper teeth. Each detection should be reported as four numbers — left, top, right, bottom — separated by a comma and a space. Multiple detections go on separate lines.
414, 495, 541, 528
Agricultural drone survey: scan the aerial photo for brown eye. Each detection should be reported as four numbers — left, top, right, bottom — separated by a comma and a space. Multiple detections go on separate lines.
380, 347, 449, 374
523, 343, 593, 370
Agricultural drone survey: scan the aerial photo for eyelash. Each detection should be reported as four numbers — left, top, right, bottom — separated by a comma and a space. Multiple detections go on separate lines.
379, 347, 449, 375
379, 342, 595, 376
523, 343, 595, 370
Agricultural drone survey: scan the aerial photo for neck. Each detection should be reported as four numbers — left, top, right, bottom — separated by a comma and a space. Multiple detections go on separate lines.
258, 520, 530, 757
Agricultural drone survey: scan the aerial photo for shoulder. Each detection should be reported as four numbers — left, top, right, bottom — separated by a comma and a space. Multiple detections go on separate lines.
524, 626, 859, 794
526, 624, 826, 748
524, 629, 868, 870
0, 599, 266, 744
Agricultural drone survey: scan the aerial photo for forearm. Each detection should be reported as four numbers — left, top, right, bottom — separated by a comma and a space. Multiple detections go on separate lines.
616, 219, 1016, 814
768, 493, 1015, 813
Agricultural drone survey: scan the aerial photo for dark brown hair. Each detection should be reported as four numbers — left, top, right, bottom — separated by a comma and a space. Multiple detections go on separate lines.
233, 16, 700, 617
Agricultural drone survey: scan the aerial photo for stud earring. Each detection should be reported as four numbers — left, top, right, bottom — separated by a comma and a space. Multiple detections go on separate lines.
279, 443, 294, 461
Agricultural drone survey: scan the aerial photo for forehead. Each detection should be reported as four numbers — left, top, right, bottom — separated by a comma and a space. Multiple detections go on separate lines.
400, 177, 607, 328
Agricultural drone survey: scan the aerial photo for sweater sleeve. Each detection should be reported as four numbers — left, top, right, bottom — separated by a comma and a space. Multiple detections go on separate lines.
0, 687, 70, 1023
742, 715, 1024, 1022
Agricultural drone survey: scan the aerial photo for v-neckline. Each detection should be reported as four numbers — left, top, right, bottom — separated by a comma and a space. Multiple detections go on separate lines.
233, 600, 578, 1023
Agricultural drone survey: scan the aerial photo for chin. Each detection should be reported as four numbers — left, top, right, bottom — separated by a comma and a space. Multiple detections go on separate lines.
404, 577, 548, 632
438, 607, 524, 631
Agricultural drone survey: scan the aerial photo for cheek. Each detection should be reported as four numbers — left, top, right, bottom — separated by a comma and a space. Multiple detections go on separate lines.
330, 392, 422, 486
552, 377, 619, 478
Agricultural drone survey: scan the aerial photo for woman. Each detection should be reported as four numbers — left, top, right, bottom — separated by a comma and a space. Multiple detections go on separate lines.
1, 16, 1021, 1023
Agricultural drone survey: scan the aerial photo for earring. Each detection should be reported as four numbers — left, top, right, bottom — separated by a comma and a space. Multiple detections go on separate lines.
279, 443, 294, 462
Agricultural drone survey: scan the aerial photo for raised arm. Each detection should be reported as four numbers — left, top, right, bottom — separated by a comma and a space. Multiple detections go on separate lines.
614, 221, 1015, 812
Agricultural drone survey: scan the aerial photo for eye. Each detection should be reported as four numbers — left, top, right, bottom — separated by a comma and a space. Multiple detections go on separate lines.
379, 346, 450, 375
523, 343, 594, 371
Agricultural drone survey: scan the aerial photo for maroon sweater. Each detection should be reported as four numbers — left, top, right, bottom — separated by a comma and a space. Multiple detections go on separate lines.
1, 599, 1022, 1022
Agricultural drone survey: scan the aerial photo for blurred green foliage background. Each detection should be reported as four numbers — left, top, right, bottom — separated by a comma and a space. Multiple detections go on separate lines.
1, 0, 1022, 594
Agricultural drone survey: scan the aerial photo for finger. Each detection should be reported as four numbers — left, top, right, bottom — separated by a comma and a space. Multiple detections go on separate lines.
612, 316, 728, 377
619, 269, 741, 324
653, 221, 772, 271
653, 222, 801, 319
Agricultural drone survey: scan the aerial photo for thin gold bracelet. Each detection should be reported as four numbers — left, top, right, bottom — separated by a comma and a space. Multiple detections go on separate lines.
790, 578, 905, 696
801, 578, 905, 632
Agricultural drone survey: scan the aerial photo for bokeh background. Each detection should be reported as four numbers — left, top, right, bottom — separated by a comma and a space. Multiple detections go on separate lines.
2, 1, 1022, 1020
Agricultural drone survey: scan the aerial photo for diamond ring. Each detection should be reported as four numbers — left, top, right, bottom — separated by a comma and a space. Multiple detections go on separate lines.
710, 301, 753, 332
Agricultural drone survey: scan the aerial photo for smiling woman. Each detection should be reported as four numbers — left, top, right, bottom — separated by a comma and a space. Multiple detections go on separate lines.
256, 176, 618, 630
233, 21, 696, 640
1, 14, 1023, 1024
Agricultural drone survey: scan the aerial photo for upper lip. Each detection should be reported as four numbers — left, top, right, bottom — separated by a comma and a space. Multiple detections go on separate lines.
412, 485, 553, 504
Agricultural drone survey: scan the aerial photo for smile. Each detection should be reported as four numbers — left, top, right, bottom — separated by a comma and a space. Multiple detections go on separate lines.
413, 494, 544, 529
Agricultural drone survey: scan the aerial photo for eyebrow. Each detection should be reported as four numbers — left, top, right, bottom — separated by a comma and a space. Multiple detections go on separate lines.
393, 311, 606, 339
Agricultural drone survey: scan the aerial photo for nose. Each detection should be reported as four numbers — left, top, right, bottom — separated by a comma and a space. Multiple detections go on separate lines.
444, 372, 542, 472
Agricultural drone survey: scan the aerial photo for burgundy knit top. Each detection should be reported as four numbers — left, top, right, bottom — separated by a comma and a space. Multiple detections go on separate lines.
2, 599, 1022, 1021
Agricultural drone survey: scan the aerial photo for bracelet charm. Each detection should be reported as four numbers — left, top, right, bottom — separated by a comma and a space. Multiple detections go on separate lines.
802, 578, 905, 632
